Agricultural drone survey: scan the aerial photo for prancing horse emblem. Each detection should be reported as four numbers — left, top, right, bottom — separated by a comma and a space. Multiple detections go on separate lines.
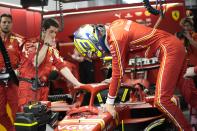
172, 10, 180, 21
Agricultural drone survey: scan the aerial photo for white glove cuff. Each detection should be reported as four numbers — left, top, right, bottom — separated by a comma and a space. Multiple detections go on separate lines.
106, 94, 115, 105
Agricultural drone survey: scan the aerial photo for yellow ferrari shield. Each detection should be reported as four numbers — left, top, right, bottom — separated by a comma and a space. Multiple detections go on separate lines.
172, 10, 180, 21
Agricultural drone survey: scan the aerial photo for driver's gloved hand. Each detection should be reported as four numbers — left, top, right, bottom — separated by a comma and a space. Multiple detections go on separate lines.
102, 103, 117, 119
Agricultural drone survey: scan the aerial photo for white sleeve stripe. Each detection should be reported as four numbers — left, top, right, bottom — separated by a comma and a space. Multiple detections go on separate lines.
110, 28, 124, 77
108, 94, 116, 99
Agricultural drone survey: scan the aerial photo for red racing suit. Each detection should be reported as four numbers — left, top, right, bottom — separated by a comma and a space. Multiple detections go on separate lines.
106, 19, 197, 131
18, 39, 68, 111
0, 32, 23, 131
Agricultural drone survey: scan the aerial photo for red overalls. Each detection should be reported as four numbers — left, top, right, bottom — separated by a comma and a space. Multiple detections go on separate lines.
0, 33, 23, 131
107, 19, 197, 131
18, 39, 67, 111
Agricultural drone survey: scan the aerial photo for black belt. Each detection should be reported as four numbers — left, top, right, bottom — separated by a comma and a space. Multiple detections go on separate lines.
19, 77, 33, 83
19, 77, 48, 90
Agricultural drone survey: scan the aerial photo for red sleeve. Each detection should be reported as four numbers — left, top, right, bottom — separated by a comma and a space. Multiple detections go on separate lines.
107, 20, 129, 103
51, 48, 67, 70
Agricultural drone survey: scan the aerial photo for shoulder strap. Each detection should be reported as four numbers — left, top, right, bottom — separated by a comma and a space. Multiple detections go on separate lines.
0, 37, 19, 85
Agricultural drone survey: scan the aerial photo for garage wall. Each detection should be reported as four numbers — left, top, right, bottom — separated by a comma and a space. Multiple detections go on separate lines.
45, 2, 186, 82
0, 6, 41, 38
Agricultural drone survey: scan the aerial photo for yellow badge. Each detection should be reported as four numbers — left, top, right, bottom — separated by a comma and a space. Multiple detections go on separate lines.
172, 10, 180, 21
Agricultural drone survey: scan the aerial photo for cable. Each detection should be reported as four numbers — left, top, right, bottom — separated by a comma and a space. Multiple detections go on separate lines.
33, 0, 45, 100
58, 0, 64, 32
0, 38, 19, 85
143, 0, 165, 16
55, 0, 64, 31
48, 94, 73, 103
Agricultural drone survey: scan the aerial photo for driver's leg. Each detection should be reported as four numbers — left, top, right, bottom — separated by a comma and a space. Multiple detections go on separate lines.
154, 40, 192, 131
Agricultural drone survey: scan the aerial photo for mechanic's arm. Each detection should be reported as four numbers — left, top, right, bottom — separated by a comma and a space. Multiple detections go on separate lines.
188, 37, 197, 48
33, 44, 48, 67
184, 32, 197, 48
33, 30, 54, 67
52, 48, 82, 86
60, 67, 82, 86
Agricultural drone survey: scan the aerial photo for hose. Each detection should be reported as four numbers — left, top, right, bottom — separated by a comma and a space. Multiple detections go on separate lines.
143, 0, 164, 16
48, 94, 73, 103
58, 0, 64, 32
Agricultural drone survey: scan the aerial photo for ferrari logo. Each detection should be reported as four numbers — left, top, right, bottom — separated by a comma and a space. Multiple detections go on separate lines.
172, 10, 180, 21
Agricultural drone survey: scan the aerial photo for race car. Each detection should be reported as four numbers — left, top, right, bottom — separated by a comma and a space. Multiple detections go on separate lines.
15, 57, 178, 131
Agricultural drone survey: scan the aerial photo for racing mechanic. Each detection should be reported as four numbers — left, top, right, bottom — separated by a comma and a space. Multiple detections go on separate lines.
18, 18, 82, 111
73, 19, 197, 131
0, 13, 24, 131
180, 17, 197, 128
180, 17, 197, 78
